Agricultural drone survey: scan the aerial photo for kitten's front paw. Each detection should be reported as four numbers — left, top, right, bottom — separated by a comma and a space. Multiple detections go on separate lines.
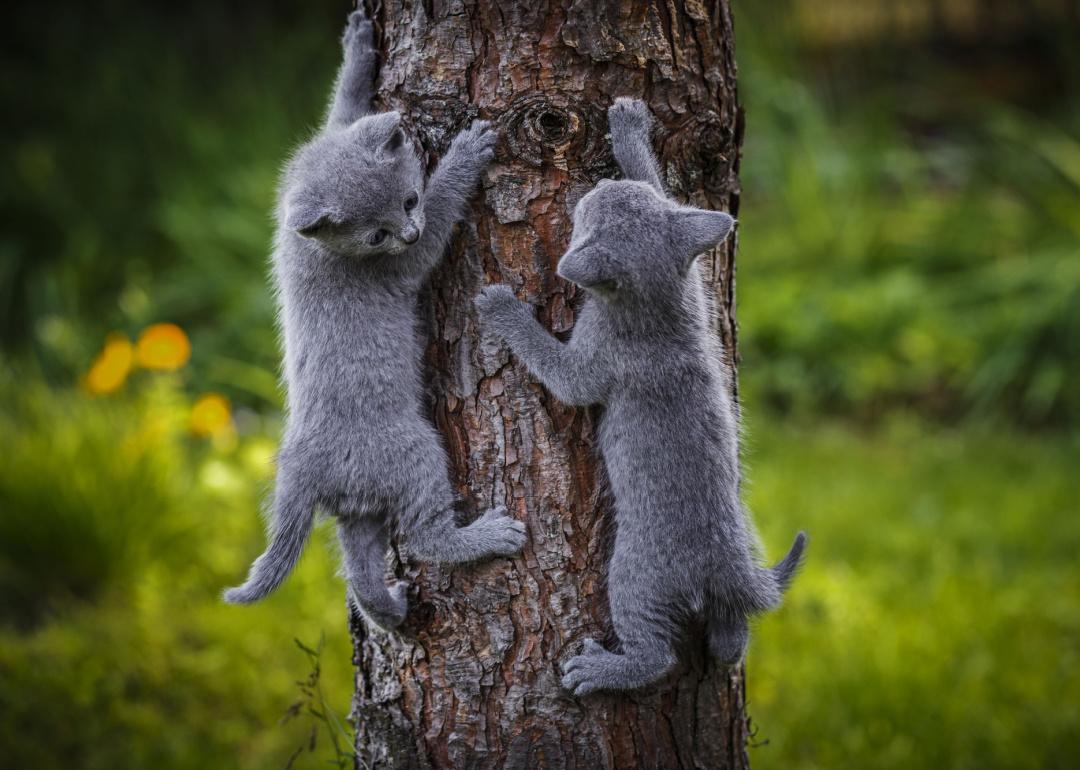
474, 283, 518, 312
342, 10, 375, 52
608, 97, 654, 138
448, 120, 499, 176
474, 505, 527, 557
474, 285, 531, 337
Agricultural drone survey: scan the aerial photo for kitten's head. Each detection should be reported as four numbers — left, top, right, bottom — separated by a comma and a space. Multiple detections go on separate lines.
557, 180, 734, 300
283, 112, 426, 257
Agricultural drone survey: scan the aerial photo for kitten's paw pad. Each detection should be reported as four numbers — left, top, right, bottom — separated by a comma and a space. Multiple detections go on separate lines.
560, 654, 608, 697
608, 97, 653, 135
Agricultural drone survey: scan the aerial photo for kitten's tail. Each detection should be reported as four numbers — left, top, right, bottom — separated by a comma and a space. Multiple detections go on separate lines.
768, 530, 808, 594
223, 489, 315, 605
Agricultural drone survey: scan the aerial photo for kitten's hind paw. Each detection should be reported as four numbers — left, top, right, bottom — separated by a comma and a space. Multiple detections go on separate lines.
561, 649, 617, 697
387, 579, 410, 623
581, 638, 608, 656
557, 639, 610, 696
348, 580, 409, 633
471, 505, 527, 557
561, 642, 674, 696
608, 97, 654, 138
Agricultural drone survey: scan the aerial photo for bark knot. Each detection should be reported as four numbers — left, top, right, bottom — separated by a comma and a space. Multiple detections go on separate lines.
500, 93, 609, 175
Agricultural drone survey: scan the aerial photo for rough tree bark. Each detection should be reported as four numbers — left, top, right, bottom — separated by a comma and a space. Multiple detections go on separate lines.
350, 2, 746, 767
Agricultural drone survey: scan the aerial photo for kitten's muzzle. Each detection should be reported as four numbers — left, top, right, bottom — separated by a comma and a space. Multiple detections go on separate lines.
401, 225, 420, 244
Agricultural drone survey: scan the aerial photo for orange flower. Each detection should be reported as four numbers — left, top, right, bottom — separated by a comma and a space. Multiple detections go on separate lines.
85, 333, 134, 395
136, 323, 191, 371
190, 393, 232, 437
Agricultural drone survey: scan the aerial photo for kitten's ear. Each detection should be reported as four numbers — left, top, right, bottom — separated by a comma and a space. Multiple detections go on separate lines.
365, 111, 406, 155
384, 126, 406, 153
672, 207, 735, 259
285, 194, 332, 236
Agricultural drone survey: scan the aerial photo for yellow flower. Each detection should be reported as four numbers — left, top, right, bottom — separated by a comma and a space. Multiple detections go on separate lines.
190, 393, 232, 437
136, 323, 191, 371
85, 333, 134, 395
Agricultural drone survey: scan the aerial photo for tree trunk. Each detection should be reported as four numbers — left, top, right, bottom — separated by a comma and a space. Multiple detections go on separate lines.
350, 1, 746, 767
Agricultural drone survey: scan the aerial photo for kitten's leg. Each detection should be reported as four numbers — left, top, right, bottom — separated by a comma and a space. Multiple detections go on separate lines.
608, 98, 664, 193
325, 10, 379, 129
406, 504, 527, 565
474, 285, 606, 406
397, 474, 525, 564
561, 551, 678, 696
561, 635, 677, 698
337, 514, 408, 631
400, 121, 498, 279
706, 615, 749, 665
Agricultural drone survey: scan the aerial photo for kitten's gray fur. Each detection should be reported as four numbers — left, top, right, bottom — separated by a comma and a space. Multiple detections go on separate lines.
224, 11, 526, 629
475, 98, 806, 696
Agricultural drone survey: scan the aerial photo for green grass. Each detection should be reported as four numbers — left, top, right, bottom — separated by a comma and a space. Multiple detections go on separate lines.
745, 415, 1080, 769
0, 376, 355, 770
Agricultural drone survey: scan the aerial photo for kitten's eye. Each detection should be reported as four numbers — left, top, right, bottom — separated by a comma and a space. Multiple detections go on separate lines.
403, 192, 419, 211
368, 229, 388, 246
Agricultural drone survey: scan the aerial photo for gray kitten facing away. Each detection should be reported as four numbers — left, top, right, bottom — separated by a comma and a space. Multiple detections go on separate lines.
224, 11, 526, 628
475, 98, 806, 696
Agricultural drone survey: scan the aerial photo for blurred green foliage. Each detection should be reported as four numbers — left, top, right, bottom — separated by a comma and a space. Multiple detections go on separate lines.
0, 374, 355, 769
0, 374, 194, 626
0, 2, 345, 407
734, 2, 1080, 426
1, 0, 1078, 767
746, 416, 1080, 769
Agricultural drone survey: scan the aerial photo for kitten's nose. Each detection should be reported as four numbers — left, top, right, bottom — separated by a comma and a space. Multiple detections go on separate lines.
401, 225, 420, 244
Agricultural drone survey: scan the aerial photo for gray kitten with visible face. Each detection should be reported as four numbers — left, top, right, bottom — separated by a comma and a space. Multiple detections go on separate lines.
475, 98, 806, 696
224, 11, 526, 629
